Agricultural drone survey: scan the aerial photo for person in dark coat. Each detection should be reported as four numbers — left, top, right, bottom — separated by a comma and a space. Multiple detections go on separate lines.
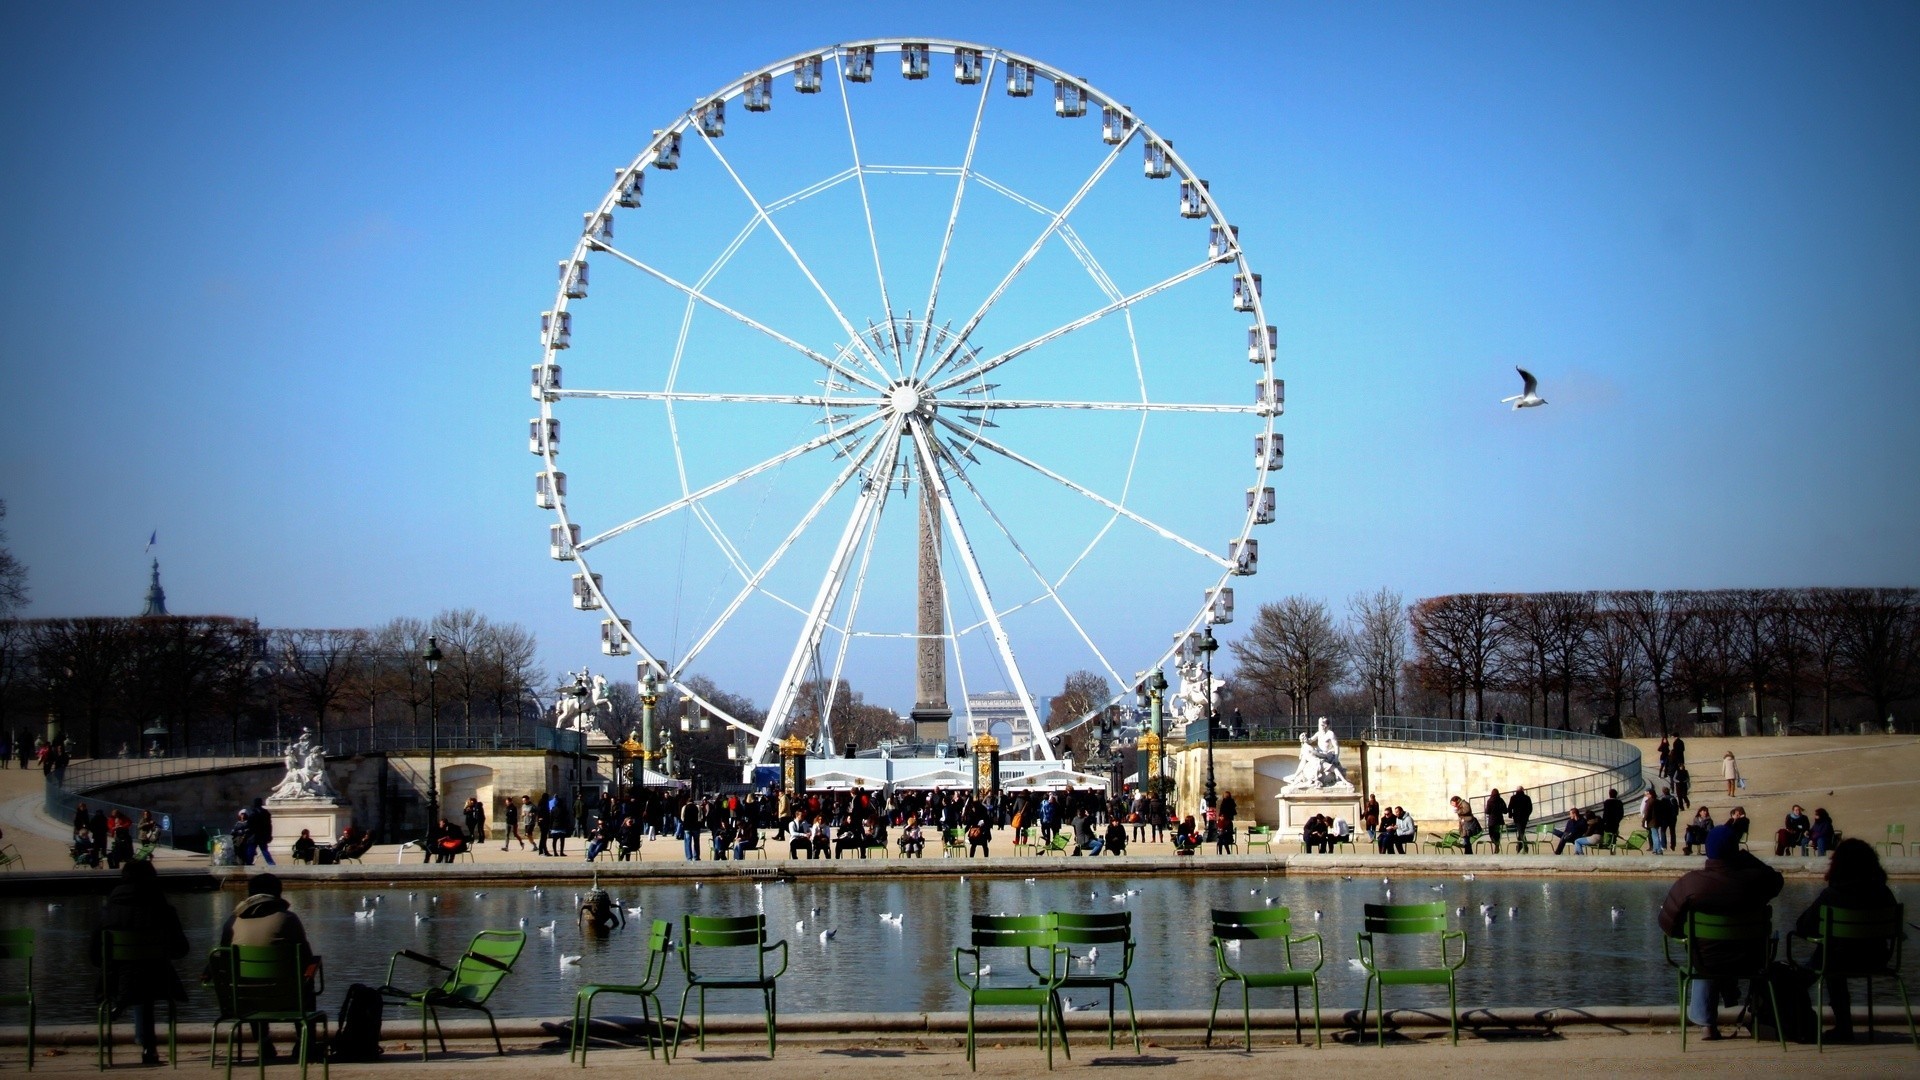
1657, 825, 1784, 1039
1600, 789, 1625, 842
91, 859, 190, 1065
1794, 838, 1898, 1043
248, 798, 276, 866
1508, 787, 1533, 848
1483, 789, 1508, 853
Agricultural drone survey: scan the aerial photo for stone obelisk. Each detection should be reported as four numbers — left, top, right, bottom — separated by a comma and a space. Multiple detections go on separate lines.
909, 475, 952, 743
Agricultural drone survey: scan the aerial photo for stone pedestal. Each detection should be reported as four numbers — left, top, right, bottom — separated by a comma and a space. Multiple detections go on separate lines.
264, 796, 354, 849
1274, 789, 1362, 831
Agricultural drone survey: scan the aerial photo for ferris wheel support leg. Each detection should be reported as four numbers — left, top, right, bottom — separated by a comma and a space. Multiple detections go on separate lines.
908, 418, 1054, 762
751, 422, 905, 766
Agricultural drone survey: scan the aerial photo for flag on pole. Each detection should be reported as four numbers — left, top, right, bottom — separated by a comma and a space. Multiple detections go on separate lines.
145, 530, 157, 553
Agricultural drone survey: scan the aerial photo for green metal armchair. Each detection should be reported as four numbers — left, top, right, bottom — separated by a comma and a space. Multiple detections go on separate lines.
676, 914, 787, 1057
1356, 902, 1466, 1046
1787, 902, 1913, 1052
572, 918, 674, 1065
955, 914, 1069, 1071
380, 929, 525, 1061
1208, 907, 1323, 1049
1663, 908, 1781, 1052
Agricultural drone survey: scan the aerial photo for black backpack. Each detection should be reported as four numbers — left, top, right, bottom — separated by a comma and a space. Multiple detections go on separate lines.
329, 983, 384, 1062
1746, 961, 1818, 1044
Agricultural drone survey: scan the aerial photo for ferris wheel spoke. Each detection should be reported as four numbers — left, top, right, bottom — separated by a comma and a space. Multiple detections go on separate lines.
911, 54, 998, 377
908, 418, 1053, 761
945, 398, 1261, 414
556, 388, 873, 408
814, 449, 896, 755
694, 128, 893, 381
923, 129, 1137, 384
834, 53, 903, 369
930, 439, 1132, 705
752, 421, 908, 765
592, 240, 886, 393
578, 411, 886, 552
934, 415, 1233, 570
669, 420, 895, 682
929, 255, 1225, 394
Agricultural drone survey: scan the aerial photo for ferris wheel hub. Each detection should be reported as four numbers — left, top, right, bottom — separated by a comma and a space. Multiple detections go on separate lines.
886, 380, 933, 418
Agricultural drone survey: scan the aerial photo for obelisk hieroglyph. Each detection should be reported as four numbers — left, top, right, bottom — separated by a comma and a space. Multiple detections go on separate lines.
909, 475, 952, 742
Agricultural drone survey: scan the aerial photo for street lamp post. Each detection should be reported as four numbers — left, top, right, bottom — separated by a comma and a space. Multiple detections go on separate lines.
423, 637, 443, 833
1199, 624, 1219, 810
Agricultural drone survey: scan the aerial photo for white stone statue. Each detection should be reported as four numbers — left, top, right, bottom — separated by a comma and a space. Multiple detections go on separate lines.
267, 728, 339, 801
1171, 657, 1225, 728
1282, 717, 1354, 793
553, 668, 613, 736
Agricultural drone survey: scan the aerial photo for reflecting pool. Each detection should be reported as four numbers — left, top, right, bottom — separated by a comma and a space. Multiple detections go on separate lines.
14, 873, 1898, 1024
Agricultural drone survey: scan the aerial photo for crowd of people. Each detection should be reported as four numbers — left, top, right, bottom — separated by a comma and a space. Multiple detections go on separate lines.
68, 801, 162, 869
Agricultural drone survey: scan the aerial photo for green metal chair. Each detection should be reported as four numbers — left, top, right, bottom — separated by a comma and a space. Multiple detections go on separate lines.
1621, 830, 1651, 853
97, 930, 180, 1070
226, 943, 327, 1080
572, 918, 674, 1065
1663, 908, 1782, 1052
1788, 903, 1914, 1052
954, 914, 1069, 1071
380, 929, 525, 1061
676, 914, 786, 1057
1422, 832, 1461, 855
0, 842, 24, 870
0, 928, 34, 1071
1884, 824, 1908, 858
1207, 907, 1323, 1050
1051, 912, 1139, 1052
1356, 902, 1466, 1046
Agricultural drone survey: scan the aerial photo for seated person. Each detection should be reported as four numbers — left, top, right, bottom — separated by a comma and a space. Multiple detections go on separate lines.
1330, 816, 1354, 845
72, 825, 101, 867
1172, 815, 1200, 854
1809, 808, 1836, 855
832, 818, 865, 859
1552, 809, 1589, 854
789, 815, 818, 859
290, 829, 318, 864
1776, 805, 1811, 856
897, 815, 925, 857
1725, 807, 1750, 847
335, 825, 374, 860
617, 815, 642, 861
1102, 818, 1127, 855
1303, 814, 1330, 854
1393, 808, 1416, 853
859, 817, 886, 857
1682, 808, 1715, 856
1376, 810, 1399, 854
1070, 810, 1099, 856
732, 816, 760, 859
585, 816, 618, 862
432, 819, 468, 863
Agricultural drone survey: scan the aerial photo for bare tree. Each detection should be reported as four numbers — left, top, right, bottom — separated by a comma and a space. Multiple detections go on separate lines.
1410, 594, 1509, 723
1801, 590, 1850, 735
1673, 591, 1738, 734
481, 621, 541, 739
1232, 596, 1349, 725
1345, 588, 1406, 716
30, 618, 130, 756
1579, 599, 1644, 734
1048, 670, 1111, 760
430, 609, 490, 740
0, 502, 26, 618
1725, 588, 1785, 730
1609, 590, 1691, 735
1834, 587, 1918, 727
124, 616, 253, 751
275, 627, 370, 739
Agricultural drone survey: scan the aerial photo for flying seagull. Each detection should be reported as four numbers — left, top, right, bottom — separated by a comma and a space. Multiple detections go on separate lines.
1502, 367, 1547, 409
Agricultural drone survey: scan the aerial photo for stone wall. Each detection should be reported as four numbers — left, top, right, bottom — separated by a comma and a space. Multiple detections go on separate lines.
89, 749, 601, 847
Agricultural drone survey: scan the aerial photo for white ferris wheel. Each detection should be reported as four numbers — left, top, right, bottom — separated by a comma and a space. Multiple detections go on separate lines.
530, 39, 1282, 771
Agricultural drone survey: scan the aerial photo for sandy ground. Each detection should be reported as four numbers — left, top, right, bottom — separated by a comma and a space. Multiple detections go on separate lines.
8, 1025, 1919, 1078
4, 735, 1916, 876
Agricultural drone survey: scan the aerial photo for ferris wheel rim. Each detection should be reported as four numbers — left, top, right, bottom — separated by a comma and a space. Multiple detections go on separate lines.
532, 37, 1280, 762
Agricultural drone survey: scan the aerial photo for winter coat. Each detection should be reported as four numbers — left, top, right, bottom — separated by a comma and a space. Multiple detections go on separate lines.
220, 892, 311, 951
1507, 791, 1533, 824
1795, 878, 1897, 972
90, 880, 189, 1006
1657, 851, 1784, 970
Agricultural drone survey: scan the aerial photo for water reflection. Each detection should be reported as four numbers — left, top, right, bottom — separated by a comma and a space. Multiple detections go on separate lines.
14, 874, 1897, 1024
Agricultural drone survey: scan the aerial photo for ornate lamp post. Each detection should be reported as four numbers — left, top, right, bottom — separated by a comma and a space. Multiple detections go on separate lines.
422, 636, 443, 830
1198, 624, 1219, 810
639, 669, 660, 787
1136, 670, 1168, 794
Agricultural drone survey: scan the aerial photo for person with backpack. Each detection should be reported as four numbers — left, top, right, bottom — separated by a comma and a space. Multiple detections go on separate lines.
1657, 825, 1784, 1040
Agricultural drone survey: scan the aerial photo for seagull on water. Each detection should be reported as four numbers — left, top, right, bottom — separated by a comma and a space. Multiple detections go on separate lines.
1502, 367, 1547, 409
560, 954, 582, 966
819, 929, 836, 942
1061, 998, 1093, 1012
353, 910, 375, 921
538, 921, 557, 935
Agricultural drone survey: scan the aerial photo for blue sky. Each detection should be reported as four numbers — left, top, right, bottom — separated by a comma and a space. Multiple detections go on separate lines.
2, 3, 1916, 714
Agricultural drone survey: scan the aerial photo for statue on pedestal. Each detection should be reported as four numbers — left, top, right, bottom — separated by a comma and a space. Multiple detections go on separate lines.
1282, 717, 1354, 793
553, 668, 613, 737
267, 728, 339, 801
